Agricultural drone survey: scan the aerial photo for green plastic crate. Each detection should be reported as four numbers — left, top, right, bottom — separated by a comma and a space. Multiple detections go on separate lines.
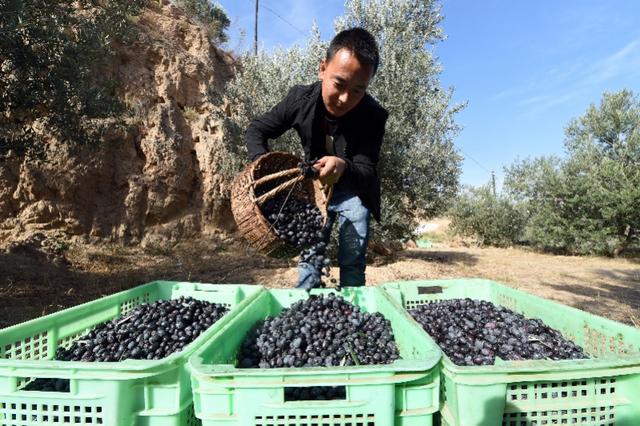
380, 279, 640, 426
0, 281, 263, 426
189, 287, 442, 426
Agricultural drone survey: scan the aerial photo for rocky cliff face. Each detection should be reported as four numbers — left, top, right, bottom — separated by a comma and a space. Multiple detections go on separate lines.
0, 2, 236, 246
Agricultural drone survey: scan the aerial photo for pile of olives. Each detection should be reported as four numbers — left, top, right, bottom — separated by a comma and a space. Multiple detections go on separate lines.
261, 192, 332, 286
410, 298, 588, 366
261, 193, 325, 249
238, 292, 400, 369
24, 297, 227, 391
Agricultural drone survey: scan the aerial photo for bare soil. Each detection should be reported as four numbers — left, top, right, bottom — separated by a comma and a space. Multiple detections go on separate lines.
1, 233, 638, 329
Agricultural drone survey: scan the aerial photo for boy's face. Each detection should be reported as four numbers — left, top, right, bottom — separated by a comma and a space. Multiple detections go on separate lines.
319, 48, 374, 118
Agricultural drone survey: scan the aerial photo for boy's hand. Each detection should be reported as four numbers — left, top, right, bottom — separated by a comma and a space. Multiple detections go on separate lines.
314, 156, 346, 185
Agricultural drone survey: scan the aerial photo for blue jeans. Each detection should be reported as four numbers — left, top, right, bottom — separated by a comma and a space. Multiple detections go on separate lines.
296, 190, 371, 289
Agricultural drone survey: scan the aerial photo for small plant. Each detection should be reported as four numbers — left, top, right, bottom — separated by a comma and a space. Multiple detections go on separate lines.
51, 239, 71, 255
182, 106, 200, 122
142, 237, 175, 256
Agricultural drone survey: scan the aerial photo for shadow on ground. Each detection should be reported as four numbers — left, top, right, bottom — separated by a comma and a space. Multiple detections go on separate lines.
593, 268, 640, 284
398, 249, 479, 266
541, 269, 640, 325
0, 239, 288, 328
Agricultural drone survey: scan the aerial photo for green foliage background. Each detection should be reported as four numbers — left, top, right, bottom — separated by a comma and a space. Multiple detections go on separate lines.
0, 0, 148, 157
449, 185, 527, 247
450, 89, 640, 256
174, 0, 229, 44
216, 0, 464, 240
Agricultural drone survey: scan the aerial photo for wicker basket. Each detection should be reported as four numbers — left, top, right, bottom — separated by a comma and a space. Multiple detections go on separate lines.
231, 152, 331, 254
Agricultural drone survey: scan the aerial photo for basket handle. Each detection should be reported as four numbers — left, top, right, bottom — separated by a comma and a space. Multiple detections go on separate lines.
252, 167, 301, 188
254, 175, 306, 205
323, 183, 334, 205
255, 177, 334, 207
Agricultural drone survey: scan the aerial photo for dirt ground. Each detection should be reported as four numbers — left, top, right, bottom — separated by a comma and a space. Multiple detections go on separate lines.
1, 228, 638, 329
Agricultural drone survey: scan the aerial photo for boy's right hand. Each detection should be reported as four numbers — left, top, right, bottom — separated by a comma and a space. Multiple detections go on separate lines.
314, 156, 346, 186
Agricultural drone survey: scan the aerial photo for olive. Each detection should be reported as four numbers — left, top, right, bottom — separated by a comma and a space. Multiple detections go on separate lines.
409, 298, 588, 366
237, 292, 400, 395
25, 297, 229, 391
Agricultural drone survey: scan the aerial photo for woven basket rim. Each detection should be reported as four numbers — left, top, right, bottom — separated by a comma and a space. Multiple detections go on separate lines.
231, 151, 329, 254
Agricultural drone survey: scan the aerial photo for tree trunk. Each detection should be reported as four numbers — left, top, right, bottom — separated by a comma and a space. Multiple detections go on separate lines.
612, 224, 632, 257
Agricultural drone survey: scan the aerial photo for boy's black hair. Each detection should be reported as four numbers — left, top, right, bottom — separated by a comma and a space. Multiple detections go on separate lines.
326, 27, 380, 75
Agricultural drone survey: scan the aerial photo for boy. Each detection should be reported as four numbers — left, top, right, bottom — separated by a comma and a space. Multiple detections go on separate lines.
245, 27, 388, 289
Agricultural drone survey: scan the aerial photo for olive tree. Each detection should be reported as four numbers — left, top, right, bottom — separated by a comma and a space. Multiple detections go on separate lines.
0, 0, 148, 157
217, 0, 463, 240
504, 90, 640, 256
448, 185, 527, 247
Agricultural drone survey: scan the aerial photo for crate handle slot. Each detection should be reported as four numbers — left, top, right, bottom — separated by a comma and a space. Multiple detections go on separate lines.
18, 377, 70, 393
284, 385, 346, 401
417, 286, 443, 295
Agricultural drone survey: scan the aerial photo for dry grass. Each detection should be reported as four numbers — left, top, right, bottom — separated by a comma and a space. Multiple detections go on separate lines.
1, 236, 638, 328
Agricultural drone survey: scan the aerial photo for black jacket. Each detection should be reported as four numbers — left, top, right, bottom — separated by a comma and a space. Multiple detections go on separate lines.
245, 81, 388, 221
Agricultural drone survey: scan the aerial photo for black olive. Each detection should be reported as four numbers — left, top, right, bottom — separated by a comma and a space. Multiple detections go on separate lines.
237, 292, 400, 399
409, 298, 588, 366
26, 297, 229, 391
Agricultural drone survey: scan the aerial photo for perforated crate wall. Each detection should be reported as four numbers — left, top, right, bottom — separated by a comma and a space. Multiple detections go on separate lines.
501, 377, 618, 426
56, 331, 87, 352
502, 407, 616, 426
1, 332, 49, 361
583, 326, 636, 358
1, 402, 104, 425
402, 286, 445, 311
118, 292, 151, 315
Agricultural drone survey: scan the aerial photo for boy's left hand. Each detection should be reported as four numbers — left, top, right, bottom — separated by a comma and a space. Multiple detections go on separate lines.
314, 156, 346, 185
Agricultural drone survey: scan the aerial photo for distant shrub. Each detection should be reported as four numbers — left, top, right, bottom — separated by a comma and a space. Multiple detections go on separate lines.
449, 185, 527, 247
174, 0, 230, 44
504, 90, 640, 256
